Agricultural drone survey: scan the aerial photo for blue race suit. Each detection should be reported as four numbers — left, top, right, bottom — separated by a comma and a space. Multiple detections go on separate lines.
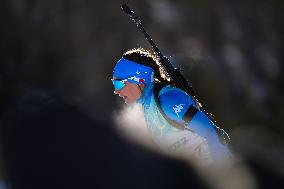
137, 83, 231, 163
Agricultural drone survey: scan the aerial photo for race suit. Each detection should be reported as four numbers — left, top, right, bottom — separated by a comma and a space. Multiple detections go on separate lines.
137, 83, 231, 164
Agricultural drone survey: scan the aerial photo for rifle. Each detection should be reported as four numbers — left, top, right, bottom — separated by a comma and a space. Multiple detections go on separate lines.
121, 4, 201, 108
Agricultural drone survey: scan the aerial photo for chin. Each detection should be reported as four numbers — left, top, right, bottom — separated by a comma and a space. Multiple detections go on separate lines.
125, 99, 135, 105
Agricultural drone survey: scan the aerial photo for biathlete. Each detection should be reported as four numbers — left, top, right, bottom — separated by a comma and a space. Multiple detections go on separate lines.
112, 48, 231, 164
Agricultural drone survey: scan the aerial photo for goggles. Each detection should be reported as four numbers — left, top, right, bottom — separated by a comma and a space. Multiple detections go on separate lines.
112, 78, 127, 90
112, 71, 150, 90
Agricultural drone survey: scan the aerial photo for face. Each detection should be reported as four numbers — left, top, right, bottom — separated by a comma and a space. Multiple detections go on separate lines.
113, 80, 144, 104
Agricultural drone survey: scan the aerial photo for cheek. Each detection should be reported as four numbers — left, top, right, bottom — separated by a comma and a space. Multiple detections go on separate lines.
126, 85, 142, 102
131, 87, 142, 99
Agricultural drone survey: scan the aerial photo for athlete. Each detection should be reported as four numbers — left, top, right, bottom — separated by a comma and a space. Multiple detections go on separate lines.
112, 48, 231, 164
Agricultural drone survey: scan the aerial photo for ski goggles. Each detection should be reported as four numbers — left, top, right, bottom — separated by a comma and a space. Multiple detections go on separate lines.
111, 72, 149, 90
112, 78, 127, 90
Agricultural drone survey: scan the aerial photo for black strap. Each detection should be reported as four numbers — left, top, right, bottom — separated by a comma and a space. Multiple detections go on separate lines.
183, 104, 198, 123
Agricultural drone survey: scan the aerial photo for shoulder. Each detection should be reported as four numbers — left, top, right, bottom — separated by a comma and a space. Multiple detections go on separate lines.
158, 85, 194, 121
159, 85, 191, 101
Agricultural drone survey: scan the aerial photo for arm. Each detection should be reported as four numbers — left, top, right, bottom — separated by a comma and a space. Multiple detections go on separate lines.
159, 86, 218, 140
159, 86, 196, 124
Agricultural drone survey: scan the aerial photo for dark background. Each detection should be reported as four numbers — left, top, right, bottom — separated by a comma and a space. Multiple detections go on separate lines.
0, 0, 283, 188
